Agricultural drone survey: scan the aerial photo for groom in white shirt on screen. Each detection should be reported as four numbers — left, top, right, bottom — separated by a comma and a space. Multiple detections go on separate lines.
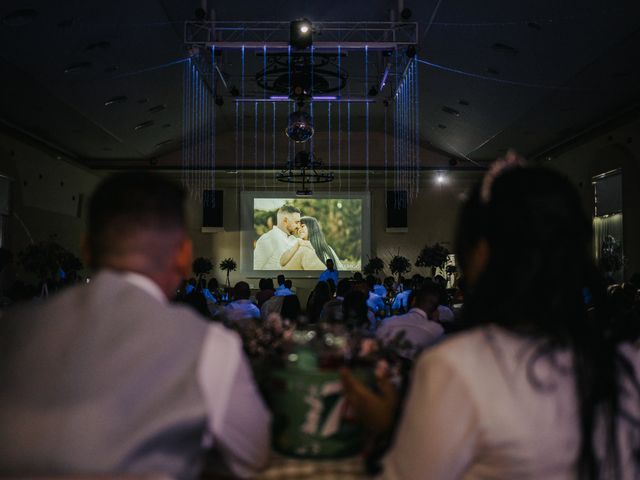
254, 204, 301, 270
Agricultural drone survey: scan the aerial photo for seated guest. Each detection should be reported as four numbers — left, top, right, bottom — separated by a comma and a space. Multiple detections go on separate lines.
366, 275, 385, 314
307, 281, 332, 324
376, 283, 444, 359
225, 281, 261, 323
281, 295, 302, 322
353, 271, 364, 282
383, 276, 396, 296
320, 278, 352, 323
345, 161, 640, 479
185, 277, 197, 295
274, 278, 295, 297
0, 172, 270, 478
255, 278, 275, 308
342, 290, 370, 331
391, 279, 411, 312
319, 258, 339, 286
373, 277, 387, 298
275, 274, 286, 292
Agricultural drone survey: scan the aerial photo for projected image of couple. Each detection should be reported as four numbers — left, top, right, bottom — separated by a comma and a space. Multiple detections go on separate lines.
253, 204, 342, 271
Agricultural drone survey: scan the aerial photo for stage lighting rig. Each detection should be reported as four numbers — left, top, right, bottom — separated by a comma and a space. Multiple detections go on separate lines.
290, 18, 313, 50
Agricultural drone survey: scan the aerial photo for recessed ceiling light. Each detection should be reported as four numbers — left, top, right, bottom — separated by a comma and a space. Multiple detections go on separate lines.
104, 96, 127, 106
2, 9, 37, 27
148, 104, 166, 114
154, 139, 173, 148
134, 120, 154, 131
64, 62, 92, 74
441, 106, 460, 116
86, 41, 111, 51
226, 170, 238, 174
491, 43, 518, 55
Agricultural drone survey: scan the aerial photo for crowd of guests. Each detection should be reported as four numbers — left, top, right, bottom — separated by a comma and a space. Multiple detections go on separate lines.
2, 158, 640, 479
173, 264, 460, 363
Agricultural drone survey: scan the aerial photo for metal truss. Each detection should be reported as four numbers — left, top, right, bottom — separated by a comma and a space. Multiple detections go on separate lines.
185, 21, 418, 51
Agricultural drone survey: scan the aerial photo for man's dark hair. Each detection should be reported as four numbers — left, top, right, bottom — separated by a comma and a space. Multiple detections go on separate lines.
284, 279, 292, 289
326, 258, 334, 269
412, 282, 441, 314
278, 204, 301, 215
207, 278, 219, 291
277, 274, 285, 286
87, 172, 186, 268
233, 281, 251, 300
265, 278, 274, 290
353, 272, 363, 281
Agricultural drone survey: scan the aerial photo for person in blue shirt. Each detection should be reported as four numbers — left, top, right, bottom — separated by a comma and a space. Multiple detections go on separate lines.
365, 274, 385, 314
319, 259, 339, 286
225, 281, 260, 323
274, 279, 295, 297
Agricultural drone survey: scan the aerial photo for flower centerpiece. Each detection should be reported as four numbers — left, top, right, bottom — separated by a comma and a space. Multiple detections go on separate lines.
232, 315, 413, 459
363, 256, 385, 276
219, 257, 237, 287
192, 257, 213, 284
415, 242, 450, 277
388, 254, 411, 283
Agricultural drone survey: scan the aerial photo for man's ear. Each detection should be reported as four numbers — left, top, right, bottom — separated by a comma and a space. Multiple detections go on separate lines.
80, 234, 92, 268
175, 237, 193, 278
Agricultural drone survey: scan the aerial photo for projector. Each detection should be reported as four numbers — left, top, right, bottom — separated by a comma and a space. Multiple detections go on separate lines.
296, 189, 313, 197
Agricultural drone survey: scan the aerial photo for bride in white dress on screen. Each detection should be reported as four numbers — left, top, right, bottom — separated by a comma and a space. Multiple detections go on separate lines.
280, 216, 342, 270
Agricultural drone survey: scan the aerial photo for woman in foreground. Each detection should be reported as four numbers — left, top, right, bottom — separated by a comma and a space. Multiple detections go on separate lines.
345, 159, 640, 479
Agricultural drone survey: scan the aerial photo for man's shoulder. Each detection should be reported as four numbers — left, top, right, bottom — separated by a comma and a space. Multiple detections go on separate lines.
256, 228, 274, 242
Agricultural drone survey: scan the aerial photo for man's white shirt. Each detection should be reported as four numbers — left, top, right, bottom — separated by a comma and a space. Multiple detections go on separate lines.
253, 227, 297, 270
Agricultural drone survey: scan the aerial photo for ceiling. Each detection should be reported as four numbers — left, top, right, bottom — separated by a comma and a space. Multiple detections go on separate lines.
1, 0, 639, 170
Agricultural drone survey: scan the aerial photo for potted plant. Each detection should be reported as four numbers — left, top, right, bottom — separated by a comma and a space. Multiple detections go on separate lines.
192, 257, 214, 285
415, 243, 450, 277
363, 256, 385, 276
219, 257, 237, 287
388, 254, 411, 284
18, 240, 83, 295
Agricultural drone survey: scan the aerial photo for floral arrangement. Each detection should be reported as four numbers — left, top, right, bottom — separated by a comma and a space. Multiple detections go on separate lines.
18, 240, 83, 285
363, 256, 385, 276
192, 257, 213, 281
415, 243, 450, 276
219, 257, 237, 286
388, 254, 411, 282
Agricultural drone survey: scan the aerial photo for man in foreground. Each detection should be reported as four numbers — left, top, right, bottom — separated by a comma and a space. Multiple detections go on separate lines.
0, 172, 271, 479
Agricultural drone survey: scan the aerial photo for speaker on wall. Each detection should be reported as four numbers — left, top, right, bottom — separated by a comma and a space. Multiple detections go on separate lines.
202, 190, 224, 232
386, 190, 408, 232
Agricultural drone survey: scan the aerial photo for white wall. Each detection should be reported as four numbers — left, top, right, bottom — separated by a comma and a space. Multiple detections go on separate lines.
545, 116, 640, 279
0, 131, 101, 272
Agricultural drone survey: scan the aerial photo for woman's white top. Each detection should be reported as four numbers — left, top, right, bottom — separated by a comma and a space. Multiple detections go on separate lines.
380, 325, 640, 480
